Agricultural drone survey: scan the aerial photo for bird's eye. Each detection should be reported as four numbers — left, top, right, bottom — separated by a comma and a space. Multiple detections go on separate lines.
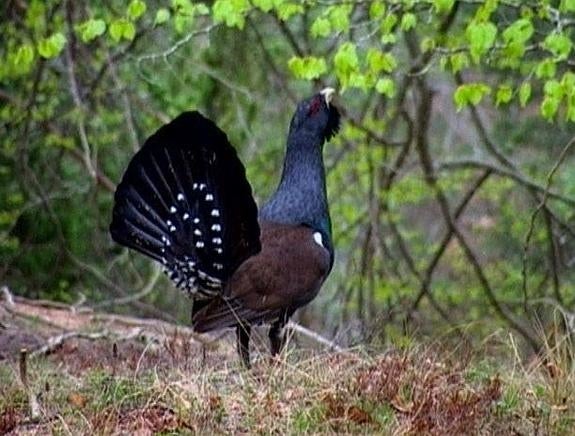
307, 97, 322, 116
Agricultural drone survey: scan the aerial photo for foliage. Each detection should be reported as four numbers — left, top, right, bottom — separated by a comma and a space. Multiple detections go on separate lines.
1, 0, 575, 354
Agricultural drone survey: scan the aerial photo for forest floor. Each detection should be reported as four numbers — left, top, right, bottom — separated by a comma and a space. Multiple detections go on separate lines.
0, 289, 573, 435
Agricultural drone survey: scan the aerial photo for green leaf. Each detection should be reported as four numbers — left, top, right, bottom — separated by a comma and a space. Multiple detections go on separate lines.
381, 34, 397, 45
420, 37, 435, 53
172, 0, 194, 15
328, 5, 352, 32
495, 84, 512, 106
502, 18, 533, 44
544, 80, 562, 99
535, 59, 556, 80
154, 8, 171, 25
25, 0, 46, 33
348, 73, 371, 91
366, 49, 397, 74
500, 18, 533, 64
543, 33, 572, 60
567, 95, 575, 122
400, 13, 417, 31
174, 15, 193, 33
277, 3, 304, 21
334, 42, 359, 88
212, 0, 249, 29
561, 73, 575, 121
109, 20, 123, 41
474, 0, 498, 22
109, 19, 136, 42
375, 77, 396, 98
561, 72, 575, 93
123, 21, 136, 40
541, 96, 560, 121
78, 19, 107, 43
37, 32, 66, 59
195, 3, 210, 15
541, 80, 563, 121
311, 17, 331, 38
252, 0, 273, 12
380, 13, 398, 34
127, 0, 147, 20
14, 44, 35, 74
369, 0, 386, 19
466, 21, 497, 63
449, 52, 470, 73
454, 82, 491, 111
519, 82, 531, 107
287, 56, 327, 80
560, 0, 575, 12
433, 0, 455, 13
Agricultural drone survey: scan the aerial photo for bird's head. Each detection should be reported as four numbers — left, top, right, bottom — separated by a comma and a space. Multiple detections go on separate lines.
289, 88, 341, 144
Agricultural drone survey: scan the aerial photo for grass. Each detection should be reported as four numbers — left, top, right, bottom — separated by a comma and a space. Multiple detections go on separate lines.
1, 326, 574, 435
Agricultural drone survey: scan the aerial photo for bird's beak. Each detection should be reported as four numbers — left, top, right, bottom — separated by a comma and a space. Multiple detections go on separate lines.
320, 87, 336, 106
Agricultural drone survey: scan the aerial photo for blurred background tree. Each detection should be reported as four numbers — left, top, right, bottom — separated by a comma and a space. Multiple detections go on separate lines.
1, 0, 574, 355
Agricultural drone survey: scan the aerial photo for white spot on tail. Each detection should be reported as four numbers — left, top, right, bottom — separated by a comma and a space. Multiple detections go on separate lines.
213, 263, 223, 270
193, 218, 200, 224
313, 232, 324, 248
177, 193, 185, 201
199, 183, 206, 191
211, 224, 221, 232
194, 229, 202, 236
166, 220, 172, 226
170, 206, 177, 213
196, 241, 204, 248
169, 225, 176, 232
205, 194, 214, 201
212, 237, 222, 245
183, 213, 189, 220
211, 209, 220, 217
198, 270, 221, 284
193, 183, 198, 190
215, 248, 223, 254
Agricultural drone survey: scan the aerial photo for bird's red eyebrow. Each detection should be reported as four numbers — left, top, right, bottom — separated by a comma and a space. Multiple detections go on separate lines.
308, 96, 322, 115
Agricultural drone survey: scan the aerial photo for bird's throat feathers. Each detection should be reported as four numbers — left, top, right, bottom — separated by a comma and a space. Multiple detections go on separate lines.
260, 130, 332, 242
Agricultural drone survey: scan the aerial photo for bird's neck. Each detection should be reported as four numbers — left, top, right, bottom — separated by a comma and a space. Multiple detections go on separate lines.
261, 132, 332, 240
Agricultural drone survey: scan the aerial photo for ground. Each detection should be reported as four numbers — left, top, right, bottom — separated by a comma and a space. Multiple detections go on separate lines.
0, 291, 573, 435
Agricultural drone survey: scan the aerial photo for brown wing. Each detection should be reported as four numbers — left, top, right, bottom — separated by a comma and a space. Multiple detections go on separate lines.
192, 221, 331, 332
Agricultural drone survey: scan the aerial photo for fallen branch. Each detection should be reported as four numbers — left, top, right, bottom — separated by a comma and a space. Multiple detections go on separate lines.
287, 321, 343, 352
29, 330, 140, 357
2, 285, 15, 306
1, 290, 215, 346
19, 348, 41, 420
3, 288, 343, 354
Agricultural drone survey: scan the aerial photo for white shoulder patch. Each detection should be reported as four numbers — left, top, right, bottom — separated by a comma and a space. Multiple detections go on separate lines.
313, 232, 324, 248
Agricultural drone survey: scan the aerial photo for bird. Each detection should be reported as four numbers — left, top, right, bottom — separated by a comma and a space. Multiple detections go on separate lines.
110, 88, 341, 367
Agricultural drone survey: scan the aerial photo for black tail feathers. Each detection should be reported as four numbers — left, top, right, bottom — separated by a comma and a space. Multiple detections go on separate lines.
110, 111, 261, 297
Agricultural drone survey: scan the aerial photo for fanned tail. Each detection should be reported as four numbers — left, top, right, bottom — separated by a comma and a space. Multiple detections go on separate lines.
110, 111, 261, 297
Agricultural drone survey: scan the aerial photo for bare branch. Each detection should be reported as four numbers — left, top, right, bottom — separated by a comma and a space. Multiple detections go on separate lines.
412, 78, 540, 351
437, 160, 575, 208
521, 135, 575, 311
92, 264, 162, 310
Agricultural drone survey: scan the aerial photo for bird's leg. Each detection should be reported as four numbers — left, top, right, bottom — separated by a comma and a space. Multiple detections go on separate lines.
269, 318, 288, 356
236, 324, 251, 368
